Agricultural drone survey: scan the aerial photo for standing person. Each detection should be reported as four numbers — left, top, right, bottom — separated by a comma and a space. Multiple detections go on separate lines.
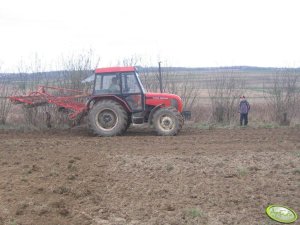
239, 96, 250, 126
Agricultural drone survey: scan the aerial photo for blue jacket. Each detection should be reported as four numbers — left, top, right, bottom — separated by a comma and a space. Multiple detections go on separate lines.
239, 100, 250, 114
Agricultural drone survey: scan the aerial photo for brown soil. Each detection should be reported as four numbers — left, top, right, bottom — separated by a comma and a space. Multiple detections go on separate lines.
0, 126, 299, 225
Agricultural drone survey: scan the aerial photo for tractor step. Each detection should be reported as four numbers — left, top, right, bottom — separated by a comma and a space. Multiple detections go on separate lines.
132, 116, 144, 124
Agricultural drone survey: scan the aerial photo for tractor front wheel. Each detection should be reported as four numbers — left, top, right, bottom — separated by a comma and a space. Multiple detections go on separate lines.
152, 107, 183, 136
88, 100, 128, 136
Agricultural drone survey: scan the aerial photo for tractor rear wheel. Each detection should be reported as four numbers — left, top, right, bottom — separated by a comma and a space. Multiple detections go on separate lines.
152, 107, 183, 136
88, 100, 128, 136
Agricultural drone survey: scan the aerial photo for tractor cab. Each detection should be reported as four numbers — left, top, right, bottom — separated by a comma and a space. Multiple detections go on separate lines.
93, 67, 146, 112
88, 66, 184, 135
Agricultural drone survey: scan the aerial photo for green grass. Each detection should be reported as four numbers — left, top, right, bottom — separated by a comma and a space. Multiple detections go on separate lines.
192, 122, 243, 130
257, 123, 280, 129
292, 168, 300, 175
0, 123, 40, 131
9, 220, 17, 225
166, 164, 174, 172
237, 167, 249, 177
192, 123, 212, 130
186, 208, 204, 219
294, 151, 300, 158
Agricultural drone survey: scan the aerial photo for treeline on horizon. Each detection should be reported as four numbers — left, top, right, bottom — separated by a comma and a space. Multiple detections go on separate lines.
1, 66, 300, 82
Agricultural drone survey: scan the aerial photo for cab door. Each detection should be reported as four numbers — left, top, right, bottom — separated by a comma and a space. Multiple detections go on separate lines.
121, 72, 144, 112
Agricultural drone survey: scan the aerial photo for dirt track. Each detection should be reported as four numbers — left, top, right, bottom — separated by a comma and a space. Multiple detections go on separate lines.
0, 126, 299, 225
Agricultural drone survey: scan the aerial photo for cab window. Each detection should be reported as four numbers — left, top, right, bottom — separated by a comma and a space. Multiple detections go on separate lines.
122, 73, 141, 94
94, 74, 121, 94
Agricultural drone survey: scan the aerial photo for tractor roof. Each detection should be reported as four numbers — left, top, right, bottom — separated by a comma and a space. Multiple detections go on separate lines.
95, 66, 135, 74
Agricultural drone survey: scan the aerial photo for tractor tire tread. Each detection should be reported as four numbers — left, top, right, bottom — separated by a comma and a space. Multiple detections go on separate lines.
88, 100, 128, 137
152, 106, 183, 136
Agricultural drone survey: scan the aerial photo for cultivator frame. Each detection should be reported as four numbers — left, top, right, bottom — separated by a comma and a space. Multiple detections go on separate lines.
9, 86, 89, 120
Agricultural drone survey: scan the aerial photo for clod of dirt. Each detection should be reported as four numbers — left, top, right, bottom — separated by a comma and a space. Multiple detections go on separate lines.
33, 187, 45, 194
165, 205, 176, 211
15, 203, 29, 215
67, 174, 77, 180
53, 186, 71, 195
31, 164, 40, 171
67, 163, 77, 171
59, 208, 70, 216
50, 200, 66, 209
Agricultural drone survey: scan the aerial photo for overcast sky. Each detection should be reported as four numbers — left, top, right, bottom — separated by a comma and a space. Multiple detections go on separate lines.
0, 0, 300, 71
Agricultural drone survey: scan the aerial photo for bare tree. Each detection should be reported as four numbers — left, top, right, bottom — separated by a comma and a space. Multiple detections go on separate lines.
208, 73, 245, 124
0, 63, 18, 124
162, 70, 199, 111
264, 71, 300, 125
57, 50, 100, 91
117, 55, 142, 67
0, 81, 16, 125
139, 61, 201, 116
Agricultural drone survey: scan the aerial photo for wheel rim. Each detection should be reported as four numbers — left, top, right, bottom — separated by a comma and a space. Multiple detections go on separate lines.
158, 114, 175, 131
96, 108, 118, 131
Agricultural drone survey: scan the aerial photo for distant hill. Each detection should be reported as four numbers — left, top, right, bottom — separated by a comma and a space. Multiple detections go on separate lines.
1, 66, 300, 82
0, 70, 93, 82
137, 66, 300, 73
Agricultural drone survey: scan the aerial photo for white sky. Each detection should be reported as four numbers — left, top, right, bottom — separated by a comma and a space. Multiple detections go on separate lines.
0, 0, 300, 71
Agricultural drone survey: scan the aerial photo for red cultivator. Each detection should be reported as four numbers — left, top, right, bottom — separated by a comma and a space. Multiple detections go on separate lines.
9, 86, 89, 120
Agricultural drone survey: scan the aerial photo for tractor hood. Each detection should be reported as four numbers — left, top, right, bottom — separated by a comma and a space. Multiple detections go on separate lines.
145, 92, 183, 112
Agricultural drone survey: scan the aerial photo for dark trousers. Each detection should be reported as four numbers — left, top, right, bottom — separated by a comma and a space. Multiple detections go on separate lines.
240, 113, 248, 126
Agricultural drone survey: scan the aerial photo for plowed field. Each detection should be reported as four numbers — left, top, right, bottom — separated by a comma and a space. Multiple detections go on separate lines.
0, 126, 299, 225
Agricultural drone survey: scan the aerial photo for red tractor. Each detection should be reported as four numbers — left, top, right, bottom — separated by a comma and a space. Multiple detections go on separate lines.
10, 66, 184, 136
